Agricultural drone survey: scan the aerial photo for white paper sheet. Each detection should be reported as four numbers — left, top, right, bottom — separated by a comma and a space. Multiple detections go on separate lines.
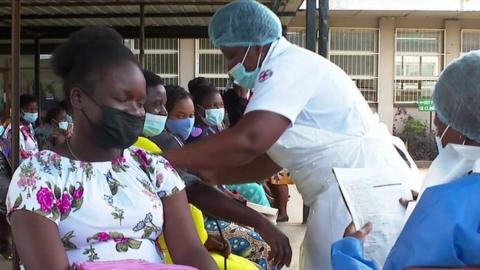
333, 167, 412, 267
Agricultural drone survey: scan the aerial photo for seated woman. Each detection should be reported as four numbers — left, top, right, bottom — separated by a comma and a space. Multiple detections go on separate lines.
331, 51, 480, 270
6, 26, 216, 270
3, 94, 39, 161
36, 106, 69, 150
145, 83, 290, 270
187, 78, 270, 208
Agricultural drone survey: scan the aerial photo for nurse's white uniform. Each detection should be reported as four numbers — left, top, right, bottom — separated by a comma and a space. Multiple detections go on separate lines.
245, 37, 420, 270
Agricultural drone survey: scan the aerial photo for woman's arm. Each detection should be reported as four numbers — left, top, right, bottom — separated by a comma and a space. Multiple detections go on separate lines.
10, 211, 69, 270
186, 183, 292, 268
164, 111, 290, 172
162, 190, 217, 270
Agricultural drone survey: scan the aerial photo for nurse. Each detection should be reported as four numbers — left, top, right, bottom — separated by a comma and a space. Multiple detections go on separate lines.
164, 1, 418, 269
331, 50, 480, 270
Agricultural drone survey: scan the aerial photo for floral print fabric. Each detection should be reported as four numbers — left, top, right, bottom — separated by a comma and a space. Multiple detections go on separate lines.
6, 148, 184, 264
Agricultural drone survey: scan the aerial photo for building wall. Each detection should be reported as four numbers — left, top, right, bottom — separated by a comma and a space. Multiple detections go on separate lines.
288, 14, 480, 133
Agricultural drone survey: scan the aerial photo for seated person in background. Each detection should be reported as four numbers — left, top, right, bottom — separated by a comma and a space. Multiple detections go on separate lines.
331, 50, 480, 270
59, 100, 75, 138
222, 80, 250, 129
133, 70, 167, 154
36, 106, 69, 150
6, 26, 216, 270
186, 77, 225, 142
187, 78, 270, 207
3, 94, 38, 160
3, 94, 39, 161
147, 84, 291, 270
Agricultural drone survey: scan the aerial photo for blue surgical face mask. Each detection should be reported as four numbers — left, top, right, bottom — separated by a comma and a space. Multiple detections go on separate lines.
58, 121, 69, 131
166, 118, 195, 141
203, 108, 225, 127
435, 125, 450, 154
143, 113, 167, 137
23, 112, 38, 123
229, 45, 262, 90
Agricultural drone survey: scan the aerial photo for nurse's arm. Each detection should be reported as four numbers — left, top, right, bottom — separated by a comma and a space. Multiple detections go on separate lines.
198, 153, 282, 185
164, 111, 290, 171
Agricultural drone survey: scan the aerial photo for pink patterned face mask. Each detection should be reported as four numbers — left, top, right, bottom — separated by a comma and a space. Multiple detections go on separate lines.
73, 259, 198, 270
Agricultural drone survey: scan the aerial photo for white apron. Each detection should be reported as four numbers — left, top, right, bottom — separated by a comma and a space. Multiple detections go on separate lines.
267, 119, 420, 270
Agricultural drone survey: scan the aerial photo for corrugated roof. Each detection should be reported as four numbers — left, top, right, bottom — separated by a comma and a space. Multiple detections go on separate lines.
0, 0, 302, 28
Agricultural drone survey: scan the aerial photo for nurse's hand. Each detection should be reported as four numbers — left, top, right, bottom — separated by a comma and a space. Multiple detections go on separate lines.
343, 222, 373, 242
256, 219, 292, 268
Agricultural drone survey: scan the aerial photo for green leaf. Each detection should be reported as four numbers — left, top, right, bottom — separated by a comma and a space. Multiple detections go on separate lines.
72, 198, 83, 211
86, 234, 99, 243
68, 185, 75, 195
51, 205, 60, 220
142, 227, 154, 239
13, 195, 23, 209
115, 242, 128, 252
63, 241, 77, 250
63, 230, 75, 239
109, 232, 124, 239
54, 186, 61, 199
60, 208, 71, 221
109, 182, 118, 195
127, 239, 142, 249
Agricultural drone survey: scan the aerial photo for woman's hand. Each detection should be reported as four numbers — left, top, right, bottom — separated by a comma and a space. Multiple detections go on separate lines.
256, 219, 292, 268
204, 234, 231, 258
343, 222, 373, 242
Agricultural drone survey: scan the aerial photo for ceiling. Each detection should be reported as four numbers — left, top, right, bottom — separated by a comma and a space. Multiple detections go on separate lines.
0, 0, 304, 39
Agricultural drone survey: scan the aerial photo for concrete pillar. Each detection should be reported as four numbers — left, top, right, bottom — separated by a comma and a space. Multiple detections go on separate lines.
377, 17, 396, 132
179, 39, 195, 89
444, 20, 461, 66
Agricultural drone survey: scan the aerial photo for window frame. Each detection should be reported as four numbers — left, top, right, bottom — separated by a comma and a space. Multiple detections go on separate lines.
394, 28, 445, 105
328, 27, 380, 103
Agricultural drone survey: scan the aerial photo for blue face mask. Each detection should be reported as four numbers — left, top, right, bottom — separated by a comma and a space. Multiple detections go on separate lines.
143, 113, 167, 137
229, 45, 262, 90
58, 121, 69, 131
166, 118, 195, 141
23, 112, 38, 123
203, 108, 225, 127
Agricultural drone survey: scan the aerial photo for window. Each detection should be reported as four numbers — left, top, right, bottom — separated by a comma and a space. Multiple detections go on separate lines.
394, 29, 444, 104
195, 38, 229, 92
461, 30, 480, 54
124, 38, 179, 85
329, 28, 379, 103
285, 31, 306, 48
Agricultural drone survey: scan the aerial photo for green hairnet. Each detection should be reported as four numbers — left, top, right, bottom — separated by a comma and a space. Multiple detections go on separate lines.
208, 0, 282, 47
433, 50, 480, 142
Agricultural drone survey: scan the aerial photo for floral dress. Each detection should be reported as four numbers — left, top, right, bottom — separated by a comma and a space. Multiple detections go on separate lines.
2, 123, 39, 161
6, 147, 184, 265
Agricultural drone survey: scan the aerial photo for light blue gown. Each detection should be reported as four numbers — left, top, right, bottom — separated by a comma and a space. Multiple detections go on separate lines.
331, 173, 480, 270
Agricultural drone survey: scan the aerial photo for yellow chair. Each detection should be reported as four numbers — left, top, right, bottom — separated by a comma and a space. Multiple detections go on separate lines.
134, 136, 162, 154
158, 205, 260, 270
